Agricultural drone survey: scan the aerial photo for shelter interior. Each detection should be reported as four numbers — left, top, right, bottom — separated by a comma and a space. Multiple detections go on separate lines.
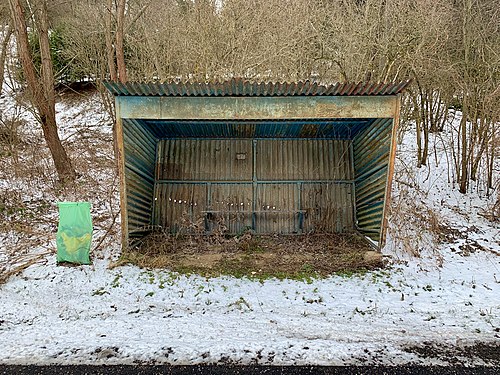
122, 117, 394, 245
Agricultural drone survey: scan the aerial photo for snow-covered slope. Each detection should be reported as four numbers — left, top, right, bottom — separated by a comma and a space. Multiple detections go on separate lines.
0, 91, 498, 366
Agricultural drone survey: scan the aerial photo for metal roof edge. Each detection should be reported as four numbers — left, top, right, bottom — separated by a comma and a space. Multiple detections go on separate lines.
104, 78, 412, 97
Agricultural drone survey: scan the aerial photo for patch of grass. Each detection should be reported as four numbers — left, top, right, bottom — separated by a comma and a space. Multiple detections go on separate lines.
111, 272, 122, 288
114, 233, 384, 282
238, 237, 265, 253
335, 267, 369, 278
228, 297, 252, 311
92, 287, 109, 296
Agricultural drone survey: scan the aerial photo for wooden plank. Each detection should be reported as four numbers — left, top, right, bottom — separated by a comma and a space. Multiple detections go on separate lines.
380, 97, 401, 247
116, 106, 129, 250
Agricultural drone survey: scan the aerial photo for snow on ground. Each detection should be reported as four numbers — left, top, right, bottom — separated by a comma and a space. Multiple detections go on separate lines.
0, 91, 499, 366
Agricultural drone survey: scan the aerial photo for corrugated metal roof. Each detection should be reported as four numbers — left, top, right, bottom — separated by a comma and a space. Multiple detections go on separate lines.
104, 78, 410, 97
128, 118, 378, 139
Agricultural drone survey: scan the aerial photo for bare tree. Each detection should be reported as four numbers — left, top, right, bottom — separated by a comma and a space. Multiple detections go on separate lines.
447, 0, 500, 193
8, 0, 75, 183
0, 1, 12, 93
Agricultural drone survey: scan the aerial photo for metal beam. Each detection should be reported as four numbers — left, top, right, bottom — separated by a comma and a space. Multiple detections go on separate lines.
117, 96, 398, 120
155, 179, 354, 184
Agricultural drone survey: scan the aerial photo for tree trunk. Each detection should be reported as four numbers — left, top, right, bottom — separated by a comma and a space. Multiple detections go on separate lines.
36, 0, 76, 182
470, 117, 489, 181
116, 0, 127, 83
105, 0, 117, 81
36, 1, 55, 112
0, 24, 13, 94
9, 0, 76, 183
487, 129, 495, 191
459, 97, 468, 194
9, 0, 43, 103
418, 87, 429, 167
422, 101, 429, 167
415, 111, 423, 167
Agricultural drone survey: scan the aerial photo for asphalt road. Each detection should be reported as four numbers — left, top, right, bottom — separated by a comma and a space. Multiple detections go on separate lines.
0, 366, 499, 375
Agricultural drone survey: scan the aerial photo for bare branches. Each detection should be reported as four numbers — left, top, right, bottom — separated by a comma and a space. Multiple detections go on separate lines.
4, 0, 499, 191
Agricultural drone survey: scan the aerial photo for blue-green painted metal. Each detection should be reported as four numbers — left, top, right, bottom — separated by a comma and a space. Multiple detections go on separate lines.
122, 119, 157, 238
152, 138, 355, 235
107, 79, 406, 248
353, 118, 394, 242
117, 95, 397, 120
130, 119, 375, 140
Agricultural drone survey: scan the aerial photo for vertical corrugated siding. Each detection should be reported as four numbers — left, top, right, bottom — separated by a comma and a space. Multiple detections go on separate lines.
209, 184, 253, 234
256, 140, 352, 180
256, 184, 299, 234
301, 183, 354, 233
353, 118, 393, 241
153, 183, 207, 232
123, 119, 157, 237
154, 138, 354, 234
154, 183, 254, 234
157, 139, 252, 181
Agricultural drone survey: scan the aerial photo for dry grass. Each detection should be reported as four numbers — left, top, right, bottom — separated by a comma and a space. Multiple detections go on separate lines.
481, 189, 500, 222
114, 231, 383, 279
387, 161, 449, 263
0, 251, 52, 284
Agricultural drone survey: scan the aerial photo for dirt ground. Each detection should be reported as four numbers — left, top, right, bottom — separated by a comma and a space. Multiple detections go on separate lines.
117, 232, 384, 279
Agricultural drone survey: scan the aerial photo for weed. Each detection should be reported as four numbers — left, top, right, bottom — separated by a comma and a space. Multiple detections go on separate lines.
305, 296, 323, 304
111, 272, 122, 288
423, 284, 433, 292
384, 281, 394, 289
354, 305, 377, 315
301, 263, 314, 273
229, 297, 252, 311
336, 268, 369, 278
194, 284, 206, 297
92, 287, 108, 296
138, 270, 156, 285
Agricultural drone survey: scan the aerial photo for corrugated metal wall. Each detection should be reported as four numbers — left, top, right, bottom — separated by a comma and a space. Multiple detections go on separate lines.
154, 139, 354, 234
301, 183, 354, 233
122, 119, 157, 239
256, 140, 352, 180
156, 139, 252, 181
353, 118, 393, 241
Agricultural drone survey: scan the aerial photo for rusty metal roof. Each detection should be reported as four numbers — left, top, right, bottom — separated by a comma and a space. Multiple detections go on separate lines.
104, 78, 410, 97
129, 118, 378, 139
